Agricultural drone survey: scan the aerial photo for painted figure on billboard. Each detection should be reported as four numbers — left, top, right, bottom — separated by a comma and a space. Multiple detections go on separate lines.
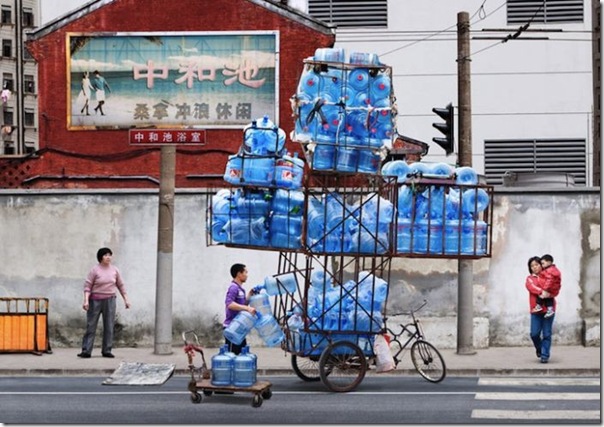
92, 70, 112, 116
78, 71, 95, 115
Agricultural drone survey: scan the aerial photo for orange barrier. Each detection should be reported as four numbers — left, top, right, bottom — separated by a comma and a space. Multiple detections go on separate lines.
0, 298, 52, 354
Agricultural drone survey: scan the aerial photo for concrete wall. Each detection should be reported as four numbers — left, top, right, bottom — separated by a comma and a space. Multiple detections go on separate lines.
0, 187, 599, 349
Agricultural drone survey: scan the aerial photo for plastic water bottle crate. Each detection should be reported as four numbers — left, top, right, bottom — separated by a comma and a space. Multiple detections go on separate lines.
271, 252, 391, 358
291, 57, 397, 176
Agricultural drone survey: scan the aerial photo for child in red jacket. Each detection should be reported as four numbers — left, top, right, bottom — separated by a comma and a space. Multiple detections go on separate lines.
532, 254, 562, 318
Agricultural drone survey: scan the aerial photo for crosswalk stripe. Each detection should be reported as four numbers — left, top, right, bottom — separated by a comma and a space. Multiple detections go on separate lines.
472, 409, 600, 420
478, 378, 600, 387
476, 392, 600, 400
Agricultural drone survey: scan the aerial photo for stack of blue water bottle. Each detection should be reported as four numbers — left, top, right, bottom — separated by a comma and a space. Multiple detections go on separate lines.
381, 160, 489, 255
297, 270, 386, 356
292, 48, 395, 175
210, 344, 257, 388
305, 191, 394, 254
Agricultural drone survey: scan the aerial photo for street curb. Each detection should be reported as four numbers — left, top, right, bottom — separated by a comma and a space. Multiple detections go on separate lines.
0, 368, 599, 377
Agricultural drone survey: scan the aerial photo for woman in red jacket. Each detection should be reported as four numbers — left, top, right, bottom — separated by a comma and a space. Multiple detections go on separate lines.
525, 256, 556, 363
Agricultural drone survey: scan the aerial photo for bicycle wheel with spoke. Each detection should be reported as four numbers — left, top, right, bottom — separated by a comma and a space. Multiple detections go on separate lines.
291, 354, 321, 382
319, 341, 367, 392
410, 340, 446, 383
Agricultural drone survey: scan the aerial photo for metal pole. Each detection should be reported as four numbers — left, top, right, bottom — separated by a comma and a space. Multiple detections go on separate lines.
154, 145, 175, 355
15, 0, 23, 155
456, 11, 476, 355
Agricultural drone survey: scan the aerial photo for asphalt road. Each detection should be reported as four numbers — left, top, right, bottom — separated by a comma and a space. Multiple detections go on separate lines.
0, 375, 600, 424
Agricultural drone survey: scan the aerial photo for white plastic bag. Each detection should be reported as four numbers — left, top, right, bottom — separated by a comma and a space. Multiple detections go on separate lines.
374, 334, 395, 373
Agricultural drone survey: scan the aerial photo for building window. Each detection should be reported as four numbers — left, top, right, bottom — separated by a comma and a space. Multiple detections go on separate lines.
2, 39, 12, 58
23, 47, 33, 61
1, 6, 11, 25
22, 8, 34, 28
308, 0, 388, 28
3, 109, 13, 125
24, 109, 34, 127
3, 73, 13, 92
484, 138, 586, 186
24, 75, 34, 94
24, 141, 35, 154
507, 0, 584, 24
3, 142, 14, 155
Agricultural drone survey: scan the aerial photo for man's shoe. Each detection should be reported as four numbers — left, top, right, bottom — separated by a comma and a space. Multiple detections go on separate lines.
540, 358, 549, 363
536, 349, 541, 359
77, 352, 91, 358
102, 353, 115, 358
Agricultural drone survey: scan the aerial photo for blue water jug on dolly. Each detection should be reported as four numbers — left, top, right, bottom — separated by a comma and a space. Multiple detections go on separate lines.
232, 346, 256, 387
211, 345, 234, 386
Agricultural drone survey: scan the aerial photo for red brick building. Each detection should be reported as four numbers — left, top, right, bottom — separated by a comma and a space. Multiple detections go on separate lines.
1, 0, 334, 189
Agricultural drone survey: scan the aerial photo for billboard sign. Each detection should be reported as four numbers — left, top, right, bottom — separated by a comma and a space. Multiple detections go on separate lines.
67, 32, 279, 130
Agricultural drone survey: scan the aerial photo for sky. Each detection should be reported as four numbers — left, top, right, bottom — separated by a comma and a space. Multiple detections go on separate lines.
40, 0, 88, 25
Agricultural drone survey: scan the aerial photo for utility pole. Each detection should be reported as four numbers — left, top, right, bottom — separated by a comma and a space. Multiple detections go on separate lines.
154, 146, 175, 354
456, 11, 475, 355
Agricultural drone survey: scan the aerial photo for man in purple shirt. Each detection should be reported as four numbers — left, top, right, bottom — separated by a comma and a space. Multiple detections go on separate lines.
224, 263, 256, 354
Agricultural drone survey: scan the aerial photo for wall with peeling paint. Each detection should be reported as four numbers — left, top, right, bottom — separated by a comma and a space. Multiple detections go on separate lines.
0, 187, 599, 349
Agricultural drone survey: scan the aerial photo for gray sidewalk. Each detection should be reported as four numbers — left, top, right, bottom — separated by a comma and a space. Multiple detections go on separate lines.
0, 345, 599, 377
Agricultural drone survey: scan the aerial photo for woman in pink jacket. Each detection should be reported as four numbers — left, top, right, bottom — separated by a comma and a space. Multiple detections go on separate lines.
78, 247, 130, 358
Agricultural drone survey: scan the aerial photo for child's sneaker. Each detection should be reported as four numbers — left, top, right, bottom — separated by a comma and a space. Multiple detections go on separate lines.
531, 304, 543, 313
544, 308, 555, 318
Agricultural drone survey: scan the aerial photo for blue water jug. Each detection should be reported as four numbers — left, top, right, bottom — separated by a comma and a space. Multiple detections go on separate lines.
235, 190, 271, 217
383, 160, 411, 183
225, 216, 269, 246
429, 162, 454, 178
425, 186, 446, 219
347, 68, 370, 91
275, 152, 305, 190
445, 188, 462, 219
426, 219, 444, 254
232, 347, 256, 387
271, 189, 305, 215
370, 74, 391, 102
408, 161, 430, 176
306, 202, 326, 240
349, 51, 381, 66
255, 314, 285, 347
456, 166, 478, 185
444, 219, 462, 254
269, 215, 303, 249
223, 311, 258, 346
264, 272, 298, 296
224, 155, 244, 185
314, 47, 346, 63
357, 148, 380, 174
298, 71, 320, 97
397, 185, 414, 217
244, 115, 285, 156
396, 217, 413, 253
311, 270, 331, 291
211, 345, 234, 386
336, 147, 358, 173
461, 188, 490, 216
312, 143, 336, 171
249, 291, 272, 317
241, 156, 275, 187
461, 219, 488, 255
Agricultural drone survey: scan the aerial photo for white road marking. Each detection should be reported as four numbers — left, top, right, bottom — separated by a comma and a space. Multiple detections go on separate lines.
472, 409, 600, 420
478, 377, 600, 387
475, 392, 600, 400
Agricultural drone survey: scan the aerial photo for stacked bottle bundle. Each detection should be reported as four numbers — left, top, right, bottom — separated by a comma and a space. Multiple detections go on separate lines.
382, 161, 490, 255
223, 115, 305, 189
305, 191, 394, 254
291, 47, 395, 175
207, 187, 305, 250
210, 344, 258, 387
302, 270, 386, 354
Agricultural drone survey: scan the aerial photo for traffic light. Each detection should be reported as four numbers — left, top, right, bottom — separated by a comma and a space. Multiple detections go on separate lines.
432, 103, 454, 155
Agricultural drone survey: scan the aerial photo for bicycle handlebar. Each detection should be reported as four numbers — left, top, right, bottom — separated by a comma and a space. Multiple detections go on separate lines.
387, 299, 428, 317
